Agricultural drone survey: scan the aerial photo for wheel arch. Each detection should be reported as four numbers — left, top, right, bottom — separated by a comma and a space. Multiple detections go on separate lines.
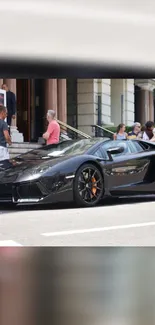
73, 160, 105, 206
77, 159, 104, 177
74, 159, 105, 188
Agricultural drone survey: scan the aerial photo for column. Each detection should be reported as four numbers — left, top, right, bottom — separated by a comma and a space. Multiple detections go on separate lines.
149, 87, 154, 121
57, 79, 67, 123
135, 87, 148, 124
77, 79, 98, 135
44, 79, 57, 116
140, 87, 150, 124
111, 79, 134, 126
124, 79, 135, 125
135, 79, 155, 124
98, 79, 112, 126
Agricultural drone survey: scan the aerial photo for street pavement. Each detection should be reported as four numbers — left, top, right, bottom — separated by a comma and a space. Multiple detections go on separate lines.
0, 197, 155, 246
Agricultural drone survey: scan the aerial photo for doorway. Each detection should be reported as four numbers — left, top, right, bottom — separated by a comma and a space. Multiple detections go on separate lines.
33, 79, 45, 141
67, 79, 78, 128
16, 79, 45, 142
16, 79, 31, 142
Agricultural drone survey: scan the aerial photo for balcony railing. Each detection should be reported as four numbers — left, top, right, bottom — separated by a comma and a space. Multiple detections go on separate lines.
91, 125, 114, 139
57, 119, 92, 140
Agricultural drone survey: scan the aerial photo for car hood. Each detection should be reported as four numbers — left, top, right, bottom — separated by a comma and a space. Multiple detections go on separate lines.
0, 154, 84, 183
11, 154, 77, 169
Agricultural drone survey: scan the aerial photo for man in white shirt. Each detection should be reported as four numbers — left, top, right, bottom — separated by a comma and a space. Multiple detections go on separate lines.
142, 121, 154, 141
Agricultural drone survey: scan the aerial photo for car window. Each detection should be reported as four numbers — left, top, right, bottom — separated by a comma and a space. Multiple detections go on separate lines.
16, 139, 101, 160
93, 149, 103, 158
96, 140, 132, 160
128, 141, 145, 153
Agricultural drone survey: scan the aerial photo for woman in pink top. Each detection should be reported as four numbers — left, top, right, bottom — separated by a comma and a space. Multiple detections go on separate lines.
42, 110, 60, 145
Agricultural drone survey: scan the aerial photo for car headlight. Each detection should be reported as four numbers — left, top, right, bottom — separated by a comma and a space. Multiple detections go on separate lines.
32, 165, 50, 174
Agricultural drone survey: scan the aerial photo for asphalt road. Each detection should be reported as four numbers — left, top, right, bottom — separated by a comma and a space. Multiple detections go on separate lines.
0, 197, 155, 246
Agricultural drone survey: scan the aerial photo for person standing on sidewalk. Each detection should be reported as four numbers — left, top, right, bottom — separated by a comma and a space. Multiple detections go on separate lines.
42, 110, 60, 145
127, 122, 141, 139
113, 123, 127, 140
1, 83, 16, 128
0, 106, 12, 161
142, 121, 154, 141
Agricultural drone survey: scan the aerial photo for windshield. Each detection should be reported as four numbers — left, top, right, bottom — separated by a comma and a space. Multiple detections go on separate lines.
15, 139, 100, 160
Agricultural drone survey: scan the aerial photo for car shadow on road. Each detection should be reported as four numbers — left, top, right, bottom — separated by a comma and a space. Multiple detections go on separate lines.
0, 196, 155, 212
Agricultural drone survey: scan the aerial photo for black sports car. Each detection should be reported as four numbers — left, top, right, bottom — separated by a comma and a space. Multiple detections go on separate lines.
0, 137, 155, 207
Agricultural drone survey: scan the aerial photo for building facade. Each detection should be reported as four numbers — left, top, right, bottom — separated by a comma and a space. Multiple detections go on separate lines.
2, 78, 155, 142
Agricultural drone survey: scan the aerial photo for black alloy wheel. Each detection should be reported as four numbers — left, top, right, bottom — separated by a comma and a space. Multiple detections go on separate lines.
74, 163, 104, 207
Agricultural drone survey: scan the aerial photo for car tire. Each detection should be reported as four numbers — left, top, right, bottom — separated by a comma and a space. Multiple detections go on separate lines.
74, 163, 104, 207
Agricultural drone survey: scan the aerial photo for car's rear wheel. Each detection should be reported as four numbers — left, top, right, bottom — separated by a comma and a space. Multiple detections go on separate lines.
74, 163, 104, 207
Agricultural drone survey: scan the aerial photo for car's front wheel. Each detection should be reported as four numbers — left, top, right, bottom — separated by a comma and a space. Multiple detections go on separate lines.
74, 163, 104, 207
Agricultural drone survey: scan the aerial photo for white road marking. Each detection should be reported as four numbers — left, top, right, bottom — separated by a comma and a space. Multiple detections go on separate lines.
0, 240, 22, 246
41, 221, 155, 237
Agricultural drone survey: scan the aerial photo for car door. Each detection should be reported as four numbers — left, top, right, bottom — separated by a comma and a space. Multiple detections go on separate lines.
95, 140, 152, 196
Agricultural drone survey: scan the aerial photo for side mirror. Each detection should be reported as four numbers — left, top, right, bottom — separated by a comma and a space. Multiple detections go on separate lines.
107, 146, 124, 160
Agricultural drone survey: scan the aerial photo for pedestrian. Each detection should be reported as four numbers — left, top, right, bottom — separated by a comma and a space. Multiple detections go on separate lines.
113, 123, 127, 140
1, 83, 16, 128
127, 122, 141, 139
42, 110, 60, 145
149, 127, 155, 142
142, 121, 154, 141
0, 106, 11, 161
